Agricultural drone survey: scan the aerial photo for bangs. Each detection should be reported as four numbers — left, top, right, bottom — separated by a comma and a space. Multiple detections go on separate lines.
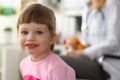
17, 3, 56, 32
18, 6, 51, 25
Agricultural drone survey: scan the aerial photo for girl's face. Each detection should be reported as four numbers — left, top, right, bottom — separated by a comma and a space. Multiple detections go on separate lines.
18, 22, 56, 61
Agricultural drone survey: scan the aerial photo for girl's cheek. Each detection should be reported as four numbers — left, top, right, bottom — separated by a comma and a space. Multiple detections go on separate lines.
18, 38, 25, 48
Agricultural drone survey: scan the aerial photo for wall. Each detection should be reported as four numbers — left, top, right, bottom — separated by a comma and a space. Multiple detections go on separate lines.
0, 15, 17, 44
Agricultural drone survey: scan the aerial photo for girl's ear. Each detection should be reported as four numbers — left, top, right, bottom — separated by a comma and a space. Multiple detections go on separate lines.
50, 32, 57, 45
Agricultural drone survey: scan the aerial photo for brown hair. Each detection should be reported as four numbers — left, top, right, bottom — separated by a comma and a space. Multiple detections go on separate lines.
17, 3, 56, 51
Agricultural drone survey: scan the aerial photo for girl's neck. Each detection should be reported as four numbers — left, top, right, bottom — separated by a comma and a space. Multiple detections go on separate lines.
31, 50, 52, 62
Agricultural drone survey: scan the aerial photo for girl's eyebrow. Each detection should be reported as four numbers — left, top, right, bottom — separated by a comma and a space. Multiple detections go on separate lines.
19, 27, 28, 30
35, 27, 48, 31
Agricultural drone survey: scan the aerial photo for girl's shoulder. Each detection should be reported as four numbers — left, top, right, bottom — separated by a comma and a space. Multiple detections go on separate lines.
46, 53, 70, 68
20, 56, 30, 66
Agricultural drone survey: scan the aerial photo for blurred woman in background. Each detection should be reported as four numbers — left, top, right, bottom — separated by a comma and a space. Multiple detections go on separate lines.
61, 0, 120, 80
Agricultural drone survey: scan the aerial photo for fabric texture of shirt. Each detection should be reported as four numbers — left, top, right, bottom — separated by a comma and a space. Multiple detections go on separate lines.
20, 53, 76, 80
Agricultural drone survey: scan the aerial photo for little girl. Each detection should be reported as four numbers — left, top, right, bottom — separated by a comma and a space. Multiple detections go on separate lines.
17, 3, 75, 80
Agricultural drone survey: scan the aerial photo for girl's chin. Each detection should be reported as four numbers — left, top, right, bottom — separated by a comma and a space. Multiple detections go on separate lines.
27, 51, 40, 55
27, 50, 43, 55
25, 49, 37, 53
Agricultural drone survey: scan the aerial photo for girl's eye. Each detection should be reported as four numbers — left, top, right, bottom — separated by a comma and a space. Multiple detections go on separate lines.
36, 31, 43, 35
21, 31, 28, 35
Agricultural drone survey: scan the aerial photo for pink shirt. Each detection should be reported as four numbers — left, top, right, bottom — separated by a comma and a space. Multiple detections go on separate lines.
20, 53, 76, 80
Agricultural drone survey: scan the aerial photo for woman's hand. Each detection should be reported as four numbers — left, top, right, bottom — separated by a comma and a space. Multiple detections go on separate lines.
67, 50, 83, 58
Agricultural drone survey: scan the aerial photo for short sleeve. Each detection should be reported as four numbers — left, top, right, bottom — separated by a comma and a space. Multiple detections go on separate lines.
47, 63, 76, 80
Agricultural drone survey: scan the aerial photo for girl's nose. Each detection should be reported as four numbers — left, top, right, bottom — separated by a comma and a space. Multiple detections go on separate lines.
27, 34, 35, 41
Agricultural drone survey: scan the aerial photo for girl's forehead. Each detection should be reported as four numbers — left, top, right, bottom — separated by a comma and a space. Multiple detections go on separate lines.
20, 22, 47, 26
19, 23, 48, 29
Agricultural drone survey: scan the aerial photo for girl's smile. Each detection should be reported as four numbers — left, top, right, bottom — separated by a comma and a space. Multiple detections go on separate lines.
25, 43, 39, 49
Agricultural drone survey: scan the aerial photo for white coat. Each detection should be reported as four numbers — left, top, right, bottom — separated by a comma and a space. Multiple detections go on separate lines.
80, 0, 120, 80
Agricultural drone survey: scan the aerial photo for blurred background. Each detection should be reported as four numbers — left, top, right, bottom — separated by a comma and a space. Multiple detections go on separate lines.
0, 0, 88, 80
0, 0, 88, 45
